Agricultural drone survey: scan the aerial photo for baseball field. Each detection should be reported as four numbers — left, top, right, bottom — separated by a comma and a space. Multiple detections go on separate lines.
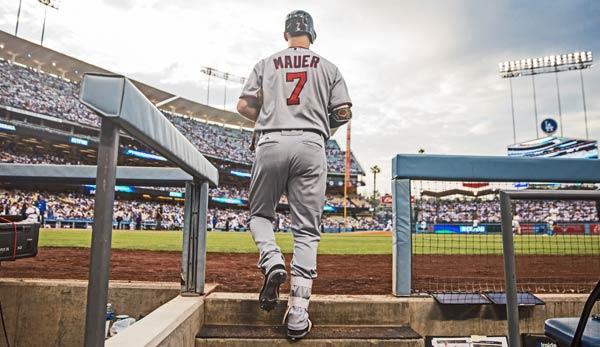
1, 229, 598, 294
38, 228, 600, 255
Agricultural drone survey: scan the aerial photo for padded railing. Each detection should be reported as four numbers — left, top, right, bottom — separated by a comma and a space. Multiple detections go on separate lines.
79, 74, 218, 347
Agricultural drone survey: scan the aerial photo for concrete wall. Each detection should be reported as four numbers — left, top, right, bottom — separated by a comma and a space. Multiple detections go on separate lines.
106, 284, 216, 347
407, 294, 600, 337
0, 278, 179, 347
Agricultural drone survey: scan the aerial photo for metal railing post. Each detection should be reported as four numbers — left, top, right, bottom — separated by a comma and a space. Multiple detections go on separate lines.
500, 191, 520, 347
84, 119, 120, 347
181, 182, 194, 293
392, 178, 412, 296
195, 181, 209, 293
181, 180, 207, 295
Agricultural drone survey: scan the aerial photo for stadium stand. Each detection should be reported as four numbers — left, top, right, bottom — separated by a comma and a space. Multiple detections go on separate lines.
0, 188, 384, 231
0, 59, 364, 175
414, 197, 599, 223
415, 198, 598, 223
0, 37, 377, 231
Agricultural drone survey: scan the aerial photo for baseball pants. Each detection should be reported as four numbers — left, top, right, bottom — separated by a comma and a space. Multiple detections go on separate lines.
248, 130, 327, 280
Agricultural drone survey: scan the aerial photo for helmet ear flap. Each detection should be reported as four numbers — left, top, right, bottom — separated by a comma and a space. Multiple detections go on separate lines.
284, 32, 288, 42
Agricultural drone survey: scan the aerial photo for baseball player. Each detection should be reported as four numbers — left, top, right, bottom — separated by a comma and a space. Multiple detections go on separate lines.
237, 10, 352, 341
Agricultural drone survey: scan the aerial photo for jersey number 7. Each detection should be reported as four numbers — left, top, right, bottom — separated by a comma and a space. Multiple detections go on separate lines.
286, 71, 307, 105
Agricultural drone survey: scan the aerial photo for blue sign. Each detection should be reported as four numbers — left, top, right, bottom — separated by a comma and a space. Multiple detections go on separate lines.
212, 197, 245, 205
0, 122, 16, 132
230, 170, 251, 178
541, 118, 558, 135
70, 137, 89, 146
433, 224, 487, 234
124, 149, 167, 162
83, 184, 136, 194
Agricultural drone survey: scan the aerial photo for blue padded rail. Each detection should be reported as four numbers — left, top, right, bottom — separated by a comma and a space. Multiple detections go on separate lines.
392, 154, 600, 183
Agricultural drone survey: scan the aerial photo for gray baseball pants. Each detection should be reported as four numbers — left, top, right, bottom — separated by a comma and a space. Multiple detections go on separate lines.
248, 130, 327, 280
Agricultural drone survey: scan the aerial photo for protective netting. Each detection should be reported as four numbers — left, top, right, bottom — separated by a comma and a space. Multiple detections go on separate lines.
411, 180, 600, 294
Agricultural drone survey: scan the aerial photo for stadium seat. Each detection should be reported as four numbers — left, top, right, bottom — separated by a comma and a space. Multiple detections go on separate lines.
544, 280, 600, 347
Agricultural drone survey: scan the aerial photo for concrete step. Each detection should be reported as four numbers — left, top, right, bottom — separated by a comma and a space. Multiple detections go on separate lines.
204, 292, 410, 326
196, 324, 424, 347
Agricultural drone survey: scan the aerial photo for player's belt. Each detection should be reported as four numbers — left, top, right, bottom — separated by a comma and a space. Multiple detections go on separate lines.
259, 129, 323, 137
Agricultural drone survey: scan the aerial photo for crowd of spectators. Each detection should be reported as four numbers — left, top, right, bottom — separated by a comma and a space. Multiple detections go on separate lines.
0, 60, 98, 126
415, 197, 599, 223
0, 189, 381, 231
0, 59, 363, 174
0, 143, 80, 165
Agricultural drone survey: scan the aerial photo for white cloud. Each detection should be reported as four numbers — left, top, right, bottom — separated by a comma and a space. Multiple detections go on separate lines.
0, 0, 598, 195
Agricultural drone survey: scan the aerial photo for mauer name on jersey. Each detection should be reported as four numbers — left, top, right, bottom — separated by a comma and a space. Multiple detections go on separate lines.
273, 55, 320, 70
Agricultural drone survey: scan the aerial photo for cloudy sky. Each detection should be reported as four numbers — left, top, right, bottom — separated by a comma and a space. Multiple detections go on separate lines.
0, 0, 598, 194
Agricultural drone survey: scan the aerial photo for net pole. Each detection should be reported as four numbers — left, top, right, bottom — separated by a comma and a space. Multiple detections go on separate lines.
500, 191, 521, 347
344, 121, 352, 231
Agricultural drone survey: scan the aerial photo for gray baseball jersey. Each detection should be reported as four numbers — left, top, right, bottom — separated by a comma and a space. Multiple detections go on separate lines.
240, 47, 352, 138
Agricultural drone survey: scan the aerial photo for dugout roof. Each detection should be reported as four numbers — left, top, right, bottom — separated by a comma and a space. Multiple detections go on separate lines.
0, 30, 253, 128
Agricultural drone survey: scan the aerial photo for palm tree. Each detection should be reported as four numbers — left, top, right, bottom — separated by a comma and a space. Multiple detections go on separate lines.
370, 165, 381, 199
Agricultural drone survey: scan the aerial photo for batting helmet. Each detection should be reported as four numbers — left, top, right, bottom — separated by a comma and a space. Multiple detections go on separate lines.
284, 10, 317, 43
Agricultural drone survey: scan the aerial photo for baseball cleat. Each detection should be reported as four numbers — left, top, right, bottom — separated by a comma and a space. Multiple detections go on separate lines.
287, 319, 312, 341
259, 264, 287, 311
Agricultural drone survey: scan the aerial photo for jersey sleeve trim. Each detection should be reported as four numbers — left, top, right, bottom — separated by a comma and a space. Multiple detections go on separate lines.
328, 102, 353, 113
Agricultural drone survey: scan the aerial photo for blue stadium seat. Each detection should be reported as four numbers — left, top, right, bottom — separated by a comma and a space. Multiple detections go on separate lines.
545, 318, 600, 347
545, 280, 600, 347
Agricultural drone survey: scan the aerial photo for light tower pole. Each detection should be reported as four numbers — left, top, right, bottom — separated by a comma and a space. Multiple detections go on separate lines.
201, 67, 246, 110
38, 0, 59, 46
580, 69, 589, 139
15, 0, 23, 36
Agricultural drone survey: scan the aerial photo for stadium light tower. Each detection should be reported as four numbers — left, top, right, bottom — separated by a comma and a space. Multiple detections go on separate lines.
201, 67, 246, 110
38, 0, 59, 46
499, 51, 594, 140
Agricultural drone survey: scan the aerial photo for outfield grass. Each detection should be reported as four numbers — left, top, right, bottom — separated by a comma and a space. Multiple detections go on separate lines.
38, 229, 600, 255
39, 229, 393, 254
413, 233, 600, 255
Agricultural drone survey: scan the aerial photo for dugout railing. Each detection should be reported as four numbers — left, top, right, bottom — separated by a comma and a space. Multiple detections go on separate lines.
79, 74, 218, 347
392, 154, 600, 345
500, 190, 600, 347
391, 154, 600, 296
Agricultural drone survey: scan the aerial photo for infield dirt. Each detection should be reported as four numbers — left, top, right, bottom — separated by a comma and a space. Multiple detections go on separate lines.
0, 248, 597, 294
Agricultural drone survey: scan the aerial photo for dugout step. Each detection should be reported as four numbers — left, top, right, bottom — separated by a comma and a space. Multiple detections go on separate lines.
204, 292, 411, 326
197, 324, 423, 346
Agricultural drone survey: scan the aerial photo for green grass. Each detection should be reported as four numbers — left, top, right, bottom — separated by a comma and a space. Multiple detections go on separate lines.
38, 229, 393, 254
38, 229, 600, 255
412, 233, 600, 255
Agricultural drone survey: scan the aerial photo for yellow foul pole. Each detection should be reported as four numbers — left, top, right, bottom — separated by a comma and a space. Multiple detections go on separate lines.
344, 120, 352, 230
